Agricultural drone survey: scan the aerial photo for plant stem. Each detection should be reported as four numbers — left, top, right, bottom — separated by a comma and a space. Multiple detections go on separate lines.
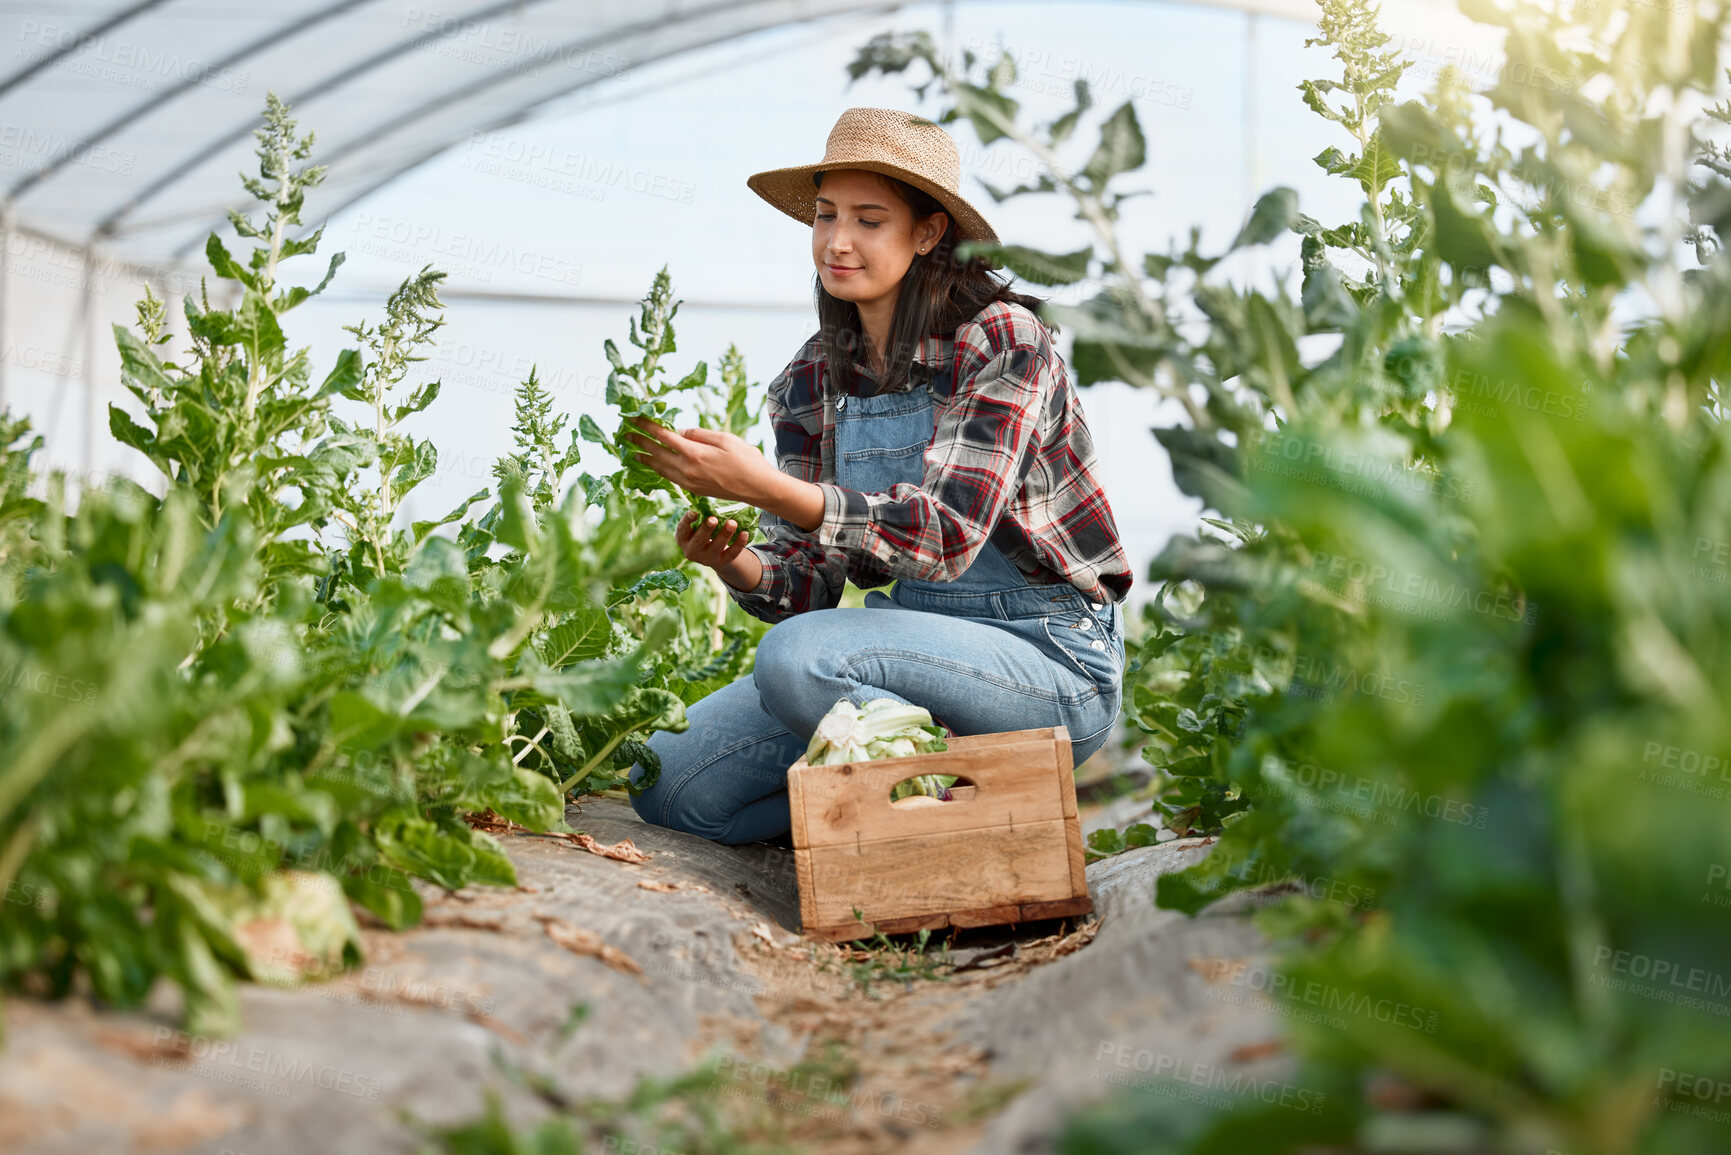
558, 731, 632, 795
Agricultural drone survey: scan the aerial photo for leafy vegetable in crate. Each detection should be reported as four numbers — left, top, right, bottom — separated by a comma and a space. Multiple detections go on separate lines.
581, 269, 762, 536
802, 696, 952, 795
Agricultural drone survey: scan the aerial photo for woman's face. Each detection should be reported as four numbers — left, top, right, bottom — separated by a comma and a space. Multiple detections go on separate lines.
811, 169, 948, 312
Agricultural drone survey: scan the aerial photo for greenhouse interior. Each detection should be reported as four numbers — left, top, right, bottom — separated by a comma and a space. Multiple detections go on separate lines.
1, 0, 1728, 1152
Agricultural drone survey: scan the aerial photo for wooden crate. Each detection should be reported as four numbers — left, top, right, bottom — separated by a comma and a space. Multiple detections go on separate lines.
786, 725, 1093, 942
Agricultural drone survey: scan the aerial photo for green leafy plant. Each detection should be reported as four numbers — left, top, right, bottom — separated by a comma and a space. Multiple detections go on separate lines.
0, 96, 766, 1034
853, 1, 1731, 1150
1083, 823, 1159, 864
580, 267, 764, 536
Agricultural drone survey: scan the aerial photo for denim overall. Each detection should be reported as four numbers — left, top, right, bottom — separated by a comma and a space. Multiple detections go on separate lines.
629, 365, 1126, 845
835, 367, 1126, 704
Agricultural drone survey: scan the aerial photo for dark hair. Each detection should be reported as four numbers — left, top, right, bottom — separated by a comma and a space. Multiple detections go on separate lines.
812, 170, 1046, 396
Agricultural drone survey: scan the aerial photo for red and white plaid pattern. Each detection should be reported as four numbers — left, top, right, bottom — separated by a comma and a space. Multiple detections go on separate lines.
730, 300, 1134, 623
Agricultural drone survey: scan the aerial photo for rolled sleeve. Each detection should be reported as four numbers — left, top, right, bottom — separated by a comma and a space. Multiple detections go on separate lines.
814, 483, 873, 552
723, 511, 848, 624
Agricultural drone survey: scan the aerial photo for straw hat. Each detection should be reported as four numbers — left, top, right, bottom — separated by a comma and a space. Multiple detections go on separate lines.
746, 107, 999, 246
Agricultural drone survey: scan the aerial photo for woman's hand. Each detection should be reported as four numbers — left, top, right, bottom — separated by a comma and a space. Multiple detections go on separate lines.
676, 508, 753, 568
621, 419, 779, 506
620, 417, 827, 540
676, 509, 765, 592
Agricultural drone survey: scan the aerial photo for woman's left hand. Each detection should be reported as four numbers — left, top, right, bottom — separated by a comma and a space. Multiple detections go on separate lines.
620, 418, 778, 505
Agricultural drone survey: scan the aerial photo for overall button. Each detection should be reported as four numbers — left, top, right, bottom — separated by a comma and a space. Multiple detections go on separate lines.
1091, 640, 1106, 650
837, 395, 847, 411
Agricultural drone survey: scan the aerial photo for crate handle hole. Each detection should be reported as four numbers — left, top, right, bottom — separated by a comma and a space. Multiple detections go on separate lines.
887, 775, 976, 808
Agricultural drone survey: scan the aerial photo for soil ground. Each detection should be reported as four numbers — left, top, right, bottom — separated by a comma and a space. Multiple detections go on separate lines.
0, 795, 1287, 1154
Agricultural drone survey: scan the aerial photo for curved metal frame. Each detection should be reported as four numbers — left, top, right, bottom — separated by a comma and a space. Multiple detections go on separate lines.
1, 0, 1340, 255
0, 0, 171, 100
165, 0, 903, 260
5, 0, 381, 202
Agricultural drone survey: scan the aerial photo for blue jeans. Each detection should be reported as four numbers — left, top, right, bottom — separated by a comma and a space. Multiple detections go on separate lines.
629, 366, 1127, 845
628, 588, 1124, 844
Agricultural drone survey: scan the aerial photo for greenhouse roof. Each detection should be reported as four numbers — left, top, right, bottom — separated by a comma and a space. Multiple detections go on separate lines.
0, 0, 1345, 272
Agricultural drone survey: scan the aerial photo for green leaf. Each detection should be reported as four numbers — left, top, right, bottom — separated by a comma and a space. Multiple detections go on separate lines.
411, 487, 488, 545
279, 251, 347, 311
108, 405, 157, 453
540, 608, 612, 668
606, 568, 690, 606
317, 348, 363, 398
205, 234, 257, 289
525, 657, 642, 716
953, 85, 1020, 146
231, 289, 286, 369
958, 242, 1092, 285
1081, 101, 1146, 188
1231, 187, 1299, 250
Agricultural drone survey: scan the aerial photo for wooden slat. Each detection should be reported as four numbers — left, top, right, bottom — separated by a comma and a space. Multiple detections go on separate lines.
787, 757, 809, 849
803, 921, 874, 943
800, 819, 1075, 929
1054, 725, 1076, 819
1052, 731, 1089, 899
1020, 896, 1094, 921
802, 895, 1089, 942
794, 849, 819, 930
872, 912, 951, 935
792, 737, 1068, 848
949, 903, 1022, 928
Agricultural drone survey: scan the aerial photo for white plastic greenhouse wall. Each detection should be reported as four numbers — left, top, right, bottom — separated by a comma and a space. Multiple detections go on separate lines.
0, 0, 1501, 596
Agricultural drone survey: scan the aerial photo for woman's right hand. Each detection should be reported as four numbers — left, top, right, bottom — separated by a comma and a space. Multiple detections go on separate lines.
676, 510, 755, 574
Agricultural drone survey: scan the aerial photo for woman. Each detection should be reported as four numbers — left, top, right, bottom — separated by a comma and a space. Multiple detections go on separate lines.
621, 107, 1133, 846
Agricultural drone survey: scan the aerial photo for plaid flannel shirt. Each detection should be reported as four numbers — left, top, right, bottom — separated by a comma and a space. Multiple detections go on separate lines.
728, 299, 1133, 624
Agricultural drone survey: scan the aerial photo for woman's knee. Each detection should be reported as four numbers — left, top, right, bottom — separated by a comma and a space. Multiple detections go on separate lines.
629, 733, 734, 840
752, 612, 855, 730
627, 681, 805, 841
753, 613, 828, 685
